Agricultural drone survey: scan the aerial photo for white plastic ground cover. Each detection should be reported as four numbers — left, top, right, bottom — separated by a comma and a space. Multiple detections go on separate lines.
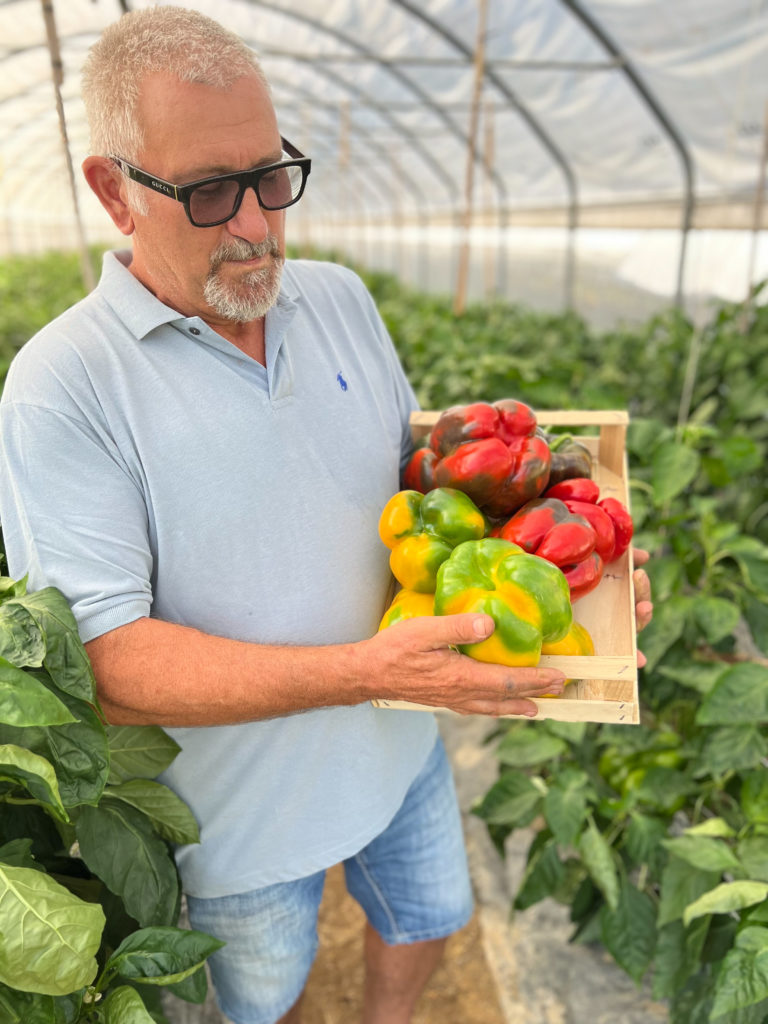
1, 0, 767, 253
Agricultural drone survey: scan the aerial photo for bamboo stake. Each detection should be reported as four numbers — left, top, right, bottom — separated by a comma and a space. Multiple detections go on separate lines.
40, 0, 96, 292
745, 99, 768, 305
483, 94, 495, 298
453, 0, 488, 316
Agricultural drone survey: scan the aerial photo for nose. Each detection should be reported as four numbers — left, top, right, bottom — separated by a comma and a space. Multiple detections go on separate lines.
226, 185, 270, 242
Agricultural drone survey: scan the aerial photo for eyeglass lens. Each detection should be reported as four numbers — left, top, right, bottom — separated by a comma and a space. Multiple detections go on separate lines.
188, 164, 303, 225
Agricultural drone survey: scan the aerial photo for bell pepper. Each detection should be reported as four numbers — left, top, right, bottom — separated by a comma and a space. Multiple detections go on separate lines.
403, 399, 551, 518
433, 538, 572, 667
541, 620, 595, 656
379, 589, 434, 630
544, 434, 593, 488
540, 619, 595, 694
493, 497, 603, 601
544, 479, 633, 563
378, 487, 486, 593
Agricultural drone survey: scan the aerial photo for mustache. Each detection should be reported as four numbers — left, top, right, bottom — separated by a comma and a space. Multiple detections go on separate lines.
209, 235, 282, 272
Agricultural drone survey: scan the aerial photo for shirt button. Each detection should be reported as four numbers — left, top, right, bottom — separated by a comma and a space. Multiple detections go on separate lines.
189, 327, 201, 336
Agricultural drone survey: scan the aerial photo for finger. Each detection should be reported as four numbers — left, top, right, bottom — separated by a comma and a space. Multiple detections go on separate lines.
402, 611, 496, 649
637, 648, 647, 669
633, 547, 650, 567
497, 667, 566, 698
636, 600, 653, 632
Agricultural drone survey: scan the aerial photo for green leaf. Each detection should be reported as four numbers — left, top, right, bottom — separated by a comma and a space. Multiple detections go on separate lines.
0, 682, 109, 807
625, 812, 669, 866
684, 881, 768, 926
722, 536, 768, 598
163, 963, 209, 1004
600, 878, 657, 984
685, 817, 736, 839
578, 819, 619, 911
514, 833, 565, 910
742, 771, 768, 827
0, 862, 104, 995
471, 770, 543, 828
103, 985, 155, 1023
107, 925, 224, 985
0, 577, 29, 602
738, 838, 768, 883
106, 726, 181, 784
0, 984, 82, 1024
4, 589, 97, 704
104, 779, 200, 845
652, 918, 709, 1000
496, 726, 567, 768
0, 601, 46, 668
743, 592, 768, 655
698, 725, 768, 777
636, 596, 690, 672
651, 441, 701, 504
691, 595, 741, 644
711, 926, 768, 1018
75, 801, 179, 927
0, 838, 39, 870
0, 657, 75, 727
657, 856, 721, 928
0, 744, 68, 821
661, 835, 743, 873
697, 664, 768, 725
543, 769, 589, 847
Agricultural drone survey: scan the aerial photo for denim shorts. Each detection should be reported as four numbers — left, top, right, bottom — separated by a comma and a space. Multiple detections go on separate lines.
186, 735, 473, 1024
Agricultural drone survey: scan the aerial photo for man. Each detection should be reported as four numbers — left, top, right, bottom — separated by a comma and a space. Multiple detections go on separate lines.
0, 8, 651, 1024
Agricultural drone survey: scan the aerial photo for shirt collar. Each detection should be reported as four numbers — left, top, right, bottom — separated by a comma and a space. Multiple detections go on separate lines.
97, 248, 301, 341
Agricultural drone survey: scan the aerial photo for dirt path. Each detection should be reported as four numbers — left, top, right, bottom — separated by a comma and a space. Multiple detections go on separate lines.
300, 862, 507, 1024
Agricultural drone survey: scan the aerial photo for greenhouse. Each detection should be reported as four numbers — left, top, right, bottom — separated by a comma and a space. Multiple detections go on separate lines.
0, 3, 767, 1024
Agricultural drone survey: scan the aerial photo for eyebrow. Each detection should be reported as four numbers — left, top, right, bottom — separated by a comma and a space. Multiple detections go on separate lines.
179, 150, 284, 184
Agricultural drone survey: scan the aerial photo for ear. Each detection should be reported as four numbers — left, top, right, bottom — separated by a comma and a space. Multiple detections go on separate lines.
82, 156, 136, 236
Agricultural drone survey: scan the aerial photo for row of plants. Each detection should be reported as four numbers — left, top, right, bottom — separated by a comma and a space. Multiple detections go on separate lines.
352, 264, 768, 1021
0, 247, 766, 1021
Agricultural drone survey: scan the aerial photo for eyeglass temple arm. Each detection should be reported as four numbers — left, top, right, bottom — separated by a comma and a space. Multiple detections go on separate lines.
280, 136, 305, 160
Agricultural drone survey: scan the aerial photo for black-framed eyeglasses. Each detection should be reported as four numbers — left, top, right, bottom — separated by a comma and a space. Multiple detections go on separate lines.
110, 137, 311, 227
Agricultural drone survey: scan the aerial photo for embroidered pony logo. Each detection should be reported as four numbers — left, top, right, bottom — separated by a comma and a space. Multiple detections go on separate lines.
336, 371, 348, 392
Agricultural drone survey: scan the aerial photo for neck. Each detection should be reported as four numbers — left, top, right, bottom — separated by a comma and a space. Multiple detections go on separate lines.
208, 316, 267, 365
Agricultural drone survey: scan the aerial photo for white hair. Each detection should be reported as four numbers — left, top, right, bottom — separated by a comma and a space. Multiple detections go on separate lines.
82, 6, 270, 212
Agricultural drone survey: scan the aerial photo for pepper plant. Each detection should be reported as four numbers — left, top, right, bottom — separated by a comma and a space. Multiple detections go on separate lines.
466, 329, 768, 1018
0, 571, 221, 1023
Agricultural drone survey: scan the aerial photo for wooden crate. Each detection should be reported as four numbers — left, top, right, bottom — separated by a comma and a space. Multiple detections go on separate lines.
373, 409, 639, 725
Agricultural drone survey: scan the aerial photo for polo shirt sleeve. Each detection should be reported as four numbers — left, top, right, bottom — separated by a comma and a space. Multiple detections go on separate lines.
0, 395, 153, 644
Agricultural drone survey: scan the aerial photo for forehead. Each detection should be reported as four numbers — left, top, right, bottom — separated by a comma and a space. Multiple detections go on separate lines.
136, 71, 281, 178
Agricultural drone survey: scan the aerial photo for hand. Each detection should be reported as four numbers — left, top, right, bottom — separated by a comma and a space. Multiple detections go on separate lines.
632, 547, 654, 668
365, 613, 567, 718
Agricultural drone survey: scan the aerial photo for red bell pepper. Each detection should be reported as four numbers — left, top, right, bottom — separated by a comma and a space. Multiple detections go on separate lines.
543, 479, 633, 563
403, 400, 551, 518
494, 497, 603, 601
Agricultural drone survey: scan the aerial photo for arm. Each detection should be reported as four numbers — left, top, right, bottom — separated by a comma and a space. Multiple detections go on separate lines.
86, 612, 566, 726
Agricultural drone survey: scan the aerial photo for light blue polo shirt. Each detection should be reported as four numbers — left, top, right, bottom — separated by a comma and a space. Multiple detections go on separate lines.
0, 250, 437, 896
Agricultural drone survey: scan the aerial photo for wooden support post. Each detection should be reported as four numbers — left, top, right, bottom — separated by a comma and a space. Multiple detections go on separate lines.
40, 0, 96, 293
453, 0, 488, 316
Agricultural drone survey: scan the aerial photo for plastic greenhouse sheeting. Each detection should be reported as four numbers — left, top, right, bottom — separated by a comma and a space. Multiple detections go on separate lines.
1, 0, 768, 310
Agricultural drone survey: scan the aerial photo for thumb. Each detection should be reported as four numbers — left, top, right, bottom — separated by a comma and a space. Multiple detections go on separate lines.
431, 612, 495, 647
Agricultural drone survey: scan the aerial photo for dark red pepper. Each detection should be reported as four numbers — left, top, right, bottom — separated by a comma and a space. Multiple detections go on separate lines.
544, 478, 600, 503
494, 497, 602, 601
403, 400, 551, 518
562, 499, 616, 563
597, 497, 634, 562
563, 551, 605, 601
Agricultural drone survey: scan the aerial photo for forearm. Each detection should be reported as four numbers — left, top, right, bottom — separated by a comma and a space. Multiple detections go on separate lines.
86, 617, 372, 726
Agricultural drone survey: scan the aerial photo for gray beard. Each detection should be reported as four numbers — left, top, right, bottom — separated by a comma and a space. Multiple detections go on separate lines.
203, 236, 284, 322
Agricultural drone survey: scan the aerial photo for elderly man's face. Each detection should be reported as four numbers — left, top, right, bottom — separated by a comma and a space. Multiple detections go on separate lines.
127, 71, 286, 327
